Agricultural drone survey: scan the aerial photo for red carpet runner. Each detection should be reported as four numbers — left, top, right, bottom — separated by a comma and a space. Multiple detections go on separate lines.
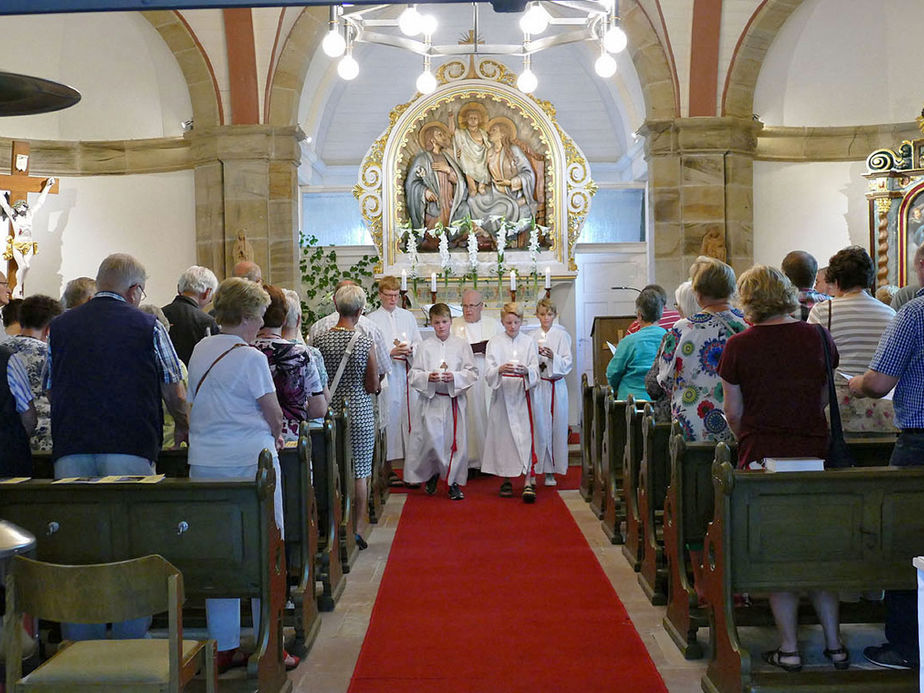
349, 475, 668, 692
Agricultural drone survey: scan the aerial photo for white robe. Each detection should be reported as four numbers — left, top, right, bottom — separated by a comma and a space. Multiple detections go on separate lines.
531, 324, 573, 475
367, 306, 422, 459
451, 316, 503, 468
481, 332, 540, 478
404, 335, 478, 486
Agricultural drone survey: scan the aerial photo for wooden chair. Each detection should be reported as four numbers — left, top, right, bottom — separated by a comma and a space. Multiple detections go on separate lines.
4, 554, 216, 693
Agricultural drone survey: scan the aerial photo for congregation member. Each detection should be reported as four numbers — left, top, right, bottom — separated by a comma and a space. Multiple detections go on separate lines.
645, 280, 698, 422
815, 265, 837, 297
232, 259, 263, 283
807, 246, 896, 432
3, 298, 22, 337
451, 288, 502, 474
0, 270, 11, 309
367, 275, 421, 467
719, 265, 846, 672
162, 264, 220, 365
782, 250, 829, 319
255, 284, 327, 442
848, 270, 924, 671
46, 253, 188, 641
606, 287, 665, 400
876, 284, 898, 305
0, 343, 35, 476
186, 277, 299, 672
60, 276, 96, 310
890, 243, 924, 310
482, 302, 541, 503
314, 284, 380, 550
284, 289, 330, 420
625, 284, 682, 334
405, 303, 478, 500
530, 298, 573, 486
6, 295, 62, 452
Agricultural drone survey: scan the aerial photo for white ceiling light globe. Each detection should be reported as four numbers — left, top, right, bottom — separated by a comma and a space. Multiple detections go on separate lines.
594, 52, 617, 78
419, 13, 438, 37
322, 29, 346, 58
517, 68, 538, 93
519, 3, 550, 35
598, 0, 615, 11
399, 6, 423, 36
338, 54, 359, 80
416, 70, 437, 94
603, 25, 628, 54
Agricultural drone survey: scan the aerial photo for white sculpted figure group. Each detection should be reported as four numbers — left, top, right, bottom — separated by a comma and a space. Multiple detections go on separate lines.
0, 176, 55, 298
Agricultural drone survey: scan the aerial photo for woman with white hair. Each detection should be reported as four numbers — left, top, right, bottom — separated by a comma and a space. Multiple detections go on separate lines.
282, 289, 331, 418
645, 280, 700, 422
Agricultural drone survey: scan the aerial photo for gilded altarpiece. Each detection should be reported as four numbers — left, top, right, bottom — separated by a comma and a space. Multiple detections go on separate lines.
354, 59, 595, 285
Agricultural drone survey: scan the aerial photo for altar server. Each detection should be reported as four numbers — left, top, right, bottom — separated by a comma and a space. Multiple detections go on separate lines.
405, 303, 478, 500
451, 289, 503, 471
481, 302, 541, 503
367, 275, 421, 464
531, 298, 573, 485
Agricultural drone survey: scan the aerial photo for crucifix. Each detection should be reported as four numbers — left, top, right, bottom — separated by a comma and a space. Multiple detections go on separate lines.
0, 141, 59, 298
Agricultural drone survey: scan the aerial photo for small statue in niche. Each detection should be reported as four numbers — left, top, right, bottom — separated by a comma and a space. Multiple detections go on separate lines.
897, 142, 913, 170
233, 229, 255, 263
700, 227, 727, 263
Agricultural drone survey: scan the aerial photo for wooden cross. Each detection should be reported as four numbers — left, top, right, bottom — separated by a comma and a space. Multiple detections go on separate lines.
0, 141, 59, 292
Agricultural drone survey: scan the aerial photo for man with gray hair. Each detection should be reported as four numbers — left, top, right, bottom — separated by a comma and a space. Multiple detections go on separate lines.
61, 276, 96, 310
162, 265, 220, 365
232, 260, 262, 283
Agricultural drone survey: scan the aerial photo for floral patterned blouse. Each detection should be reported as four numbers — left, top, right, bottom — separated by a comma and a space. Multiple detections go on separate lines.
656, 309, 747, 442
255, 334, 322, 442
6, 335, 51, 452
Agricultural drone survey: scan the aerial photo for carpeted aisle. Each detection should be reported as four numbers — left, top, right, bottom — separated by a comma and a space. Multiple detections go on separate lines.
349, 475, 667, 692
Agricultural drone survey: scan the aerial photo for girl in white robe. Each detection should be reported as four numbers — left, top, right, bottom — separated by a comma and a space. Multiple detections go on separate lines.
481, 302, 541, 502
405, 304, 478, 500
531, 298, 573, 484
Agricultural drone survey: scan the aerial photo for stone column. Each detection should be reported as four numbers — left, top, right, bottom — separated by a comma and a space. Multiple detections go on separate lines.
641, 117, 761, 292
188, 125, 302, 286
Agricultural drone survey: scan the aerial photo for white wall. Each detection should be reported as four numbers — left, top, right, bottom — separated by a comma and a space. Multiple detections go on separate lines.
25, 171, 197, 307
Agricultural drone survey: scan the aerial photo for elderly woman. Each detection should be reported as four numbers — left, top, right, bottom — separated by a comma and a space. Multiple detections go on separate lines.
718, 265, 847, 672
313, 284, 379, 549
657, 256, 747, 442
255, 284, 327, 441
187, 278, 297, 672
645, 280, 699, 422
808, 246, 896, 432
606, 288, 666, 399
282, 288, 331, 421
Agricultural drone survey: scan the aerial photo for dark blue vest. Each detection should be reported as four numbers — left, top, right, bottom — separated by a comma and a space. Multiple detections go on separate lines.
0, 346, 31, 476
49, 296, 162, 461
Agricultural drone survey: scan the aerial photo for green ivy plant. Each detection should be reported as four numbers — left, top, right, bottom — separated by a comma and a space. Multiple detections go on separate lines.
298, 233, 380, 326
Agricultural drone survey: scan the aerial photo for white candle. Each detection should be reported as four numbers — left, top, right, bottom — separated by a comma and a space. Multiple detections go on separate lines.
401, 269, 407, 291
511, 348, 519, 366
510, 269, 517, 291
430, 272, 437, 292
545, 266, 551, 289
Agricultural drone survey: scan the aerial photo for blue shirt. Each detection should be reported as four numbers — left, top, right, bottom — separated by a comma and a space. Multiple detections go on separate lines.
869, 294, 924, 429
606, 324, 666, 400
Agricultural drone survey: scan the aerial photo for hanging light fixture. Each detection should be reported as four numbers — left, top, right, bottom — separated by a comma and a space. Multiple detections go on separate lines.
322, 6, 346, 58
594, 43, 617, 78
337, 31, 359, 80
398, 4, 424, 37
416, 55, 437, 94
602, 18, 628, 54
419, 12, 438, 37
519, 2, 551, 35
517, 53, 538, 93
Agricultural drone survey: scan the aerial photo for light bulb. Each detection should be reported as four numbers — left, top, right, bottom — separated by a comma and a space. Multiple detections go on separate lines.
399, 5, 423, 36
519, 3, 550, 35
603, 25, 628, 54
599, 0, 615, 11
594, 52, 617, 78
419, 13, 438, 37
338, 53, 359, 80
322, 28, 346, 57
517, 68, 538, 93
416, 69, 437, 94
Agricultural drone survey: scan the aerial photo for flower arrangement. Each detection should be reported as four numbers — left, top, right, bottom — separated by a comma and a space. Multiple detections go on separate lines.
435, 222, 452, 287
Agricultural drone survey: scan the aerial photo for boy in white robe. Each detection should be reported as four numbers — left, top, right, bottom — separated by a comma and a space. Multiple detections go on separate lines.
405, 303, 478, 500
531, 298, 573, 485
481, 302, 541, 503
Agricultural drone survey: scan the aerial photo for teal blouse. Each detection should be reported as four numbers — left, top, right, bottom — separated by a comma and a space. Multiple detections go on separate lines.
606, 324, 667, 400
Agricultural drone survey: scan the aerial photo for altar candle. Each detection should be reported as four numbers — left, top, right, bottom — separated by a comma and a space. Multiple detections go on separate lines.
430, 272, 437, 292
511, 348, 519, 366
510, 269, 517, 291
401, 269, 407, 291
545, 266, 551, 289
401, 331, 407, 346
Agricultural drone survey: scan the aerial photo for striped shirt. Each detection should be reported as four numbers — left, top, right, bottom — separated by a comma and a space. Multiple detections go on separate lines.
625, 309, 683, 335
807, 291, 895, 376
868, 296, 924, 429
5, 350, 33, 413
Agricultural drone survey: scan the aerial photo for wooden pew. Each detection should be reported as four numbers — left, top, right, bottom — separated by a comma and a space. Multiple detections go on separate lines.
579, 373, 594, 502
311, 416, 346, 612
600, 393, 629, 545
0, 451, 290, 693
368, 417, 386, 524
335, 401, 359, 572
621, 397, 646, 571
589, 383, 610, 518
702, 444, 919, 693
636, 406, 672, 605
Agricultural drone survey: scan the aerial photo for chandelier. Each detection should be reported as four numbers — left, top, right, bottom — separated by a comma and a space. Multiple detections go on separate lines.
321, 1, 628, 93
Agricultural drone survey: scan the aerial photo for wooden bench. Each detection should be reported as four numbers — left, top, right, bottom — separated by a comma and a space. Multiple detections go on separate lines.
309, 416, 346, 612
334, 401, 359, 572
703, 444, 920, 692
621, 397, 647, 571
0, 451, 290, 693
636, 406, 672, 605
579, 373, 594, 502
589, 383, 611, 518
368, 419, 386, 524
600, 393, 630, 545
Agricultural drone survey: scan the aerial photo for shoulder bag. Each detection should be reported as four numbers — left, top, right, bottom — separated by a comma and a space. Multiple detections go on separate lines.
814, 322, 854, 469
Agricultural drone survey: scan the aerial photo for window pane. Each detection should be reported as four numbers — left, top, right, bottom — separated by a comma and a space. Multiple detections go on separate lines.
302, 192, 373, 246
578, 188, 645, 243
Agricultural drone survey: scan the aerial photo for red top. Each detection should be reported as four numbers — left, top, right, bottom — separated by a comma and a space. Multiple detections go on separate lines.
717, 321, 837, 468
625, 309, 682, 335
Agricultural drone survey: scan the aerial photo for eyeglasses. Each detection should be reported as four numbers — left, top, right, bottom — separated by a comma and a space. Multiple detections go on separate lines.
132, 284, 146, 301
380, 291, 400, 299
462, 303, 482, 308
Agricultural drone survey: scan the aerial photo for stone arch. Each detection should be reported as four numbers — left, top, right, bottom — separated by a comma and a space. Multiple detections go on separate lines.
722, 0, 804, 118
142, 10, 223, 128
623, 0, 679, 120
266, 7, 327, 128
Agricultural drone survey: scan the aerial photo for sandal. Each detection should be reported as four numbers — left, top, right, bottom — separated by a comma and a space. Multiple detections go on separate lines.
823, 646, 850, 670
499, 481, 513, 497
522, 483, 536, 504
762, 648, 802, 672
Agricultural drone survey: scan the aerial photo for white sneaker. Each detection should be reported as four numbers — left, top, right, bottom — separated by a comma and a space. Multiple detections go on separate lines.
544, 474, 558, 486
